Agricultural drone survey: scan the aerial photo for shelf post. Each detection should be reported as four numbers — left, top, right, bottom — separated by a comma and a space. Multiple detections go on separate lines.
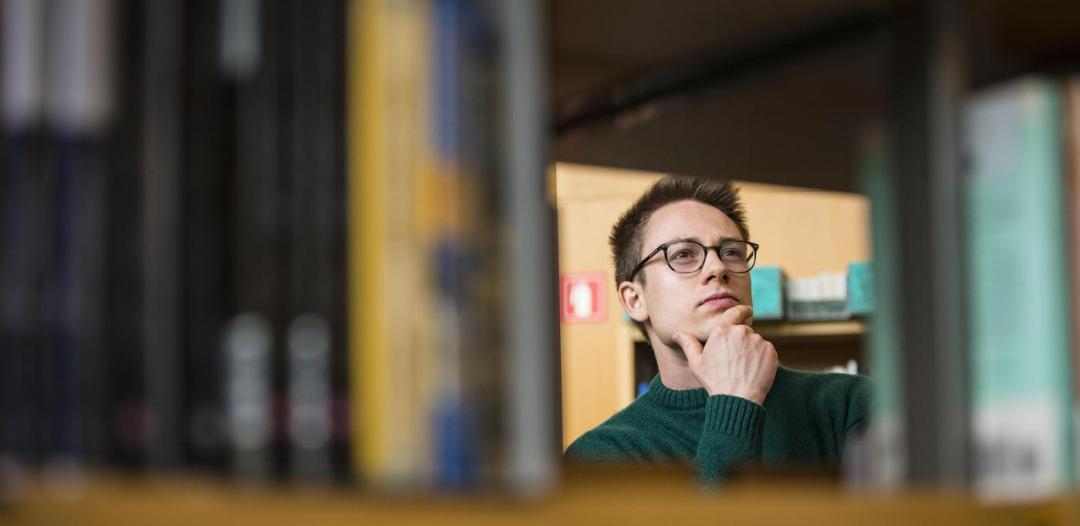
886, 0, 971, 486
495, 0, 560, 495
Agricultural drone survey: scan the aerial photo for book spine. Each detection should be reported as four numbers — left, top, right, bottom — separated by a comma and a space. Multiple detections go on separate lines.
141, 0, 185, 469
0, 0, 47, 470
852, 127, 906, 488
41, 0, 116, 471
182, 0, 233, 471
966, 77, 1076, 501
348, 0, 392, 485
1064, 78, 1080, 485
224, 0, 287, 481
285, 0, 346, 484
494, 0, 559, 494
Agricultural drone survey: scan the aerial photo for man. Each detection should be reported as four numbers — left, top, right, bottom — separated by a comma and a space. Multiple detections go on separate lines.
565, 176, 870, 484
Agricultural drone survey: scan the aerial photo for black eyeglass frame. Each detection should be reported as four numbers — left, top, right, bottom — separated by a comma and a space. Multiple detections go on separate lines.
626, 239, 760, 282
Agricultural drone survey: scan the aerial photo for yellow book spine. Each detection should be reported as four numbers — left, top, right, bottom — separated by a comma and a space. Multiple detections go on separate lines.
348, 0, 435, 488
347, 0, 389, 483
382, 0, 431, 485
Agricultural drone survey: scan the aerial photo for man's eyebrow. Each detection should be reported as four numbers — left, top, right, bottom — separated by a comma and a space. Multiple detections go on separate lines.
660, 236, 699, 246
662, 236, 742, 245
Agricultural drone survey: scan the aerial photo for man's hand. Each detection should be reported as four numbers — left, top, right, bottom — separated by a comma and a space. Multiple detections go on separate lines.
671, 305, 778, 405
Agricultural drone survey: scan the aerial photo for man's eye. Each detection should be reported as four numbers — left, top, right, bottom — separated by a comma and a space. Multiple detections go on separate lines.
671, 250, 694, 260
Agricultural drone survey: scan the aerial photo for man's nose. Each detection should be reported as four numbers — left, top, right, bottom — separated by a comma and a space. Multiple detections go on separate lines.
701, 247, 729, 282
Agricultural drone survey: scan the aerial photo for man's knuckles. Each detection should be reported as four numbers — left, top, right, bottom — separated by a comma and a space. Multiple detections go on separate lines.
762, 343, 778, 365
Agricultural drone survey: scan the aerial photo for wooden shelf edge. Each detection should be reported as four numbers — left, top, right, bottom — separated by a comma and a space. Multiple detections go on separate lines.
6, 472, 1076, 526
629, 320, 866, 344
755, 320, 866, 340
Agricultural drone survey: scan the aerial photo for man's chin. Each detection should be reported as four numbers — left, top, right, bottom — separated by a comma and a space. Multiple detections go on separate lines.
658, 314, 752, 347
696, 312, 752, 338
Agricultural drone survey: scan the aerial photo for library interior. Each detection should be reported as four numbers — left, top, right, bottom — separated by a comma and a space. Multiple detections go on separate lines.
3, 0, 1080, 524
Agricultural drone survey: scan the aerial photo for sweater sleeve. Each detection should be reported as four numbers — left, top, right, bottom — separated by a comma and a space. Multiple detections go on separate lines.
844, 376, 871, 435
693, 394, 767, 485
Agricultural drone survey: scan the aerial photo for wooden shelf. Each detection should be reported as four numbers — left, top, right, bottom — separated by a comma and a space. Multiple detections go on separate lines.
755, 320, 866, 342
6, 470, 1076, 526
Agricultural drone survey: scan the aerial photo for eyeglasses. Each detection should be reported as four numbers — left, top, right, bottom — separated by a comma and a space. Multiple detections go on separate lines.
627, 239, 759, 282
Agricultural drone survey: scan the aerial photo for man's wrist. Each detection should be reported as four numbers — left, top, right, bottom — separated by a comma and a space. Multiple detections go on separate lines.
702, 393, 767, 439
707, 387, 766, 406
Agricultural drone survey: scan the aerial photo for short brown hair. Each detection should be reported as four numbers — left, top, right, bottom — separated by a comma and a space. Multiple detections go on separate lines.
610, 176, 749, 287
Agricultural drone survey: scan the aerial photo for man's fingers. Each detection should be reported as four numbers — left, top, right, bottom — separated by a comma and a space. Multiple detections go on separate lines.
719, 304, 754, 326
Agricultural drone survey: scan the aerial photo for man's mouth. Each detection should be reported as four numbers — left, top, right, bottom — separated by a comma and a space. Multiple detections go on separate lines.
700, 292, 738, 309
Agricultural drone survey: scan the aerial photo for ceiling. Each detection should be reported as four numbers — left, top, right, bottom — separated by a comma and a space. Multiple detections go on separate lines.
546, 0, 1080, 192
547, 0, 886, 192
549, 0, 883, 102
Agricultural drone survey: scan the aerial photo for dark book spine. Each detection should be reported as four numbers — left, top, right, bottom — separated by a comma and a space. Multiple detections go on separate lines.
103, 0, 151, 468
0, 0, 47, 471
0, 131, 44, 468
140, 0, 185, 469
40, 0, 116, 470
285, 0, 346, 484
224, 0, 286, 481
181, 0, 234, 471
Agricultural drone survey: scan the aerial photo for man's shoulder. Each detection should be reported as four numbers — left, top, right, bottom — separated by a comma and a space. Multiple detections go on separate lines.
564, 426, 621, 461
775, 366, 870, 395
773, 366, 872, 430
564, 397, 660, 461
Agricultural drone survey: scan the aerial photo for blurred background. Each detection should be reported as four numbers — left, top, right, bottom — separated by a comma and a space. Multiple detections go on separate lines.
3, 0, 1080, 524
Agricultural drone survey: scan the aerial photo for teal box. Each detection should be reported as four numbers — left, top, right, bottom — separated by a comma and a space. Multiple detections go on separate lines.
847, 261, 873, 316
749, 266, 785, 320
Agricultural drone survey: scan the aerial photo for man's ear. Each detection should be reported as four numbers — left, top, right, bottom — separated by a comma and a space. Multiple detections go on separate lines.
617, 281, 649, 323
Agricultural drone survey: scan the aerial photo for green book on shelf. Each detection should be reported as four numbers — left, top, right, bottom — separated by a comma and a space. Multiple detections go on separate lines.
966, 77, 1076, 501
750, 266, 785, 321
847, 261, 873, 317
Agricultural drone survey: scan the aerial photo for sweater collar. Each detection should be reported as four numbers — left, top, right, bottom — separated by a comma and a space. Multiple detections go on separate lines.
644, 374, 709, 409
645, 367, 796, 409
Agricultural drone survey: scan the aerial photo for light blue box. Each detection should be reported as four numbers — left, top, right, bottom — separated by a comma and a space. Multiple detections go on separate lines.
750, 266, 785, 320
847, 261, 873, 316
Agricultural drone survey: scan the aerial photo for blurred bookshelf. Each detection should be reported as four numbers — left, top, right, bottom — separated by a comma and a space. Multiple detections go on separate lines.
0, 0, 558, 501
3, 0, 1080, 523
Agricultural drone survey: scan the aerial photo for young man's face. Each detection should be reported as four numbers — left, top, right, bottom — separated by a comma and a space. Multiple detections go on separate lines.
628, 199, 753, 346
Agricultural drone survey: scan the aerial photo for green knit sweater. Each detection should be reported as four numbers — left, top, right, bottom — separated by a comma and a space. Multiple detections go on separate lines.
565, 366, 871, 484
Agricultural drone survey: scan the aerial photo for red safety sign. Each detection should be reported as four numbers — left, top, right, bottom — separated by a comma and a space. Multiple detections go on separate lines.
560, 272, 607, 323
